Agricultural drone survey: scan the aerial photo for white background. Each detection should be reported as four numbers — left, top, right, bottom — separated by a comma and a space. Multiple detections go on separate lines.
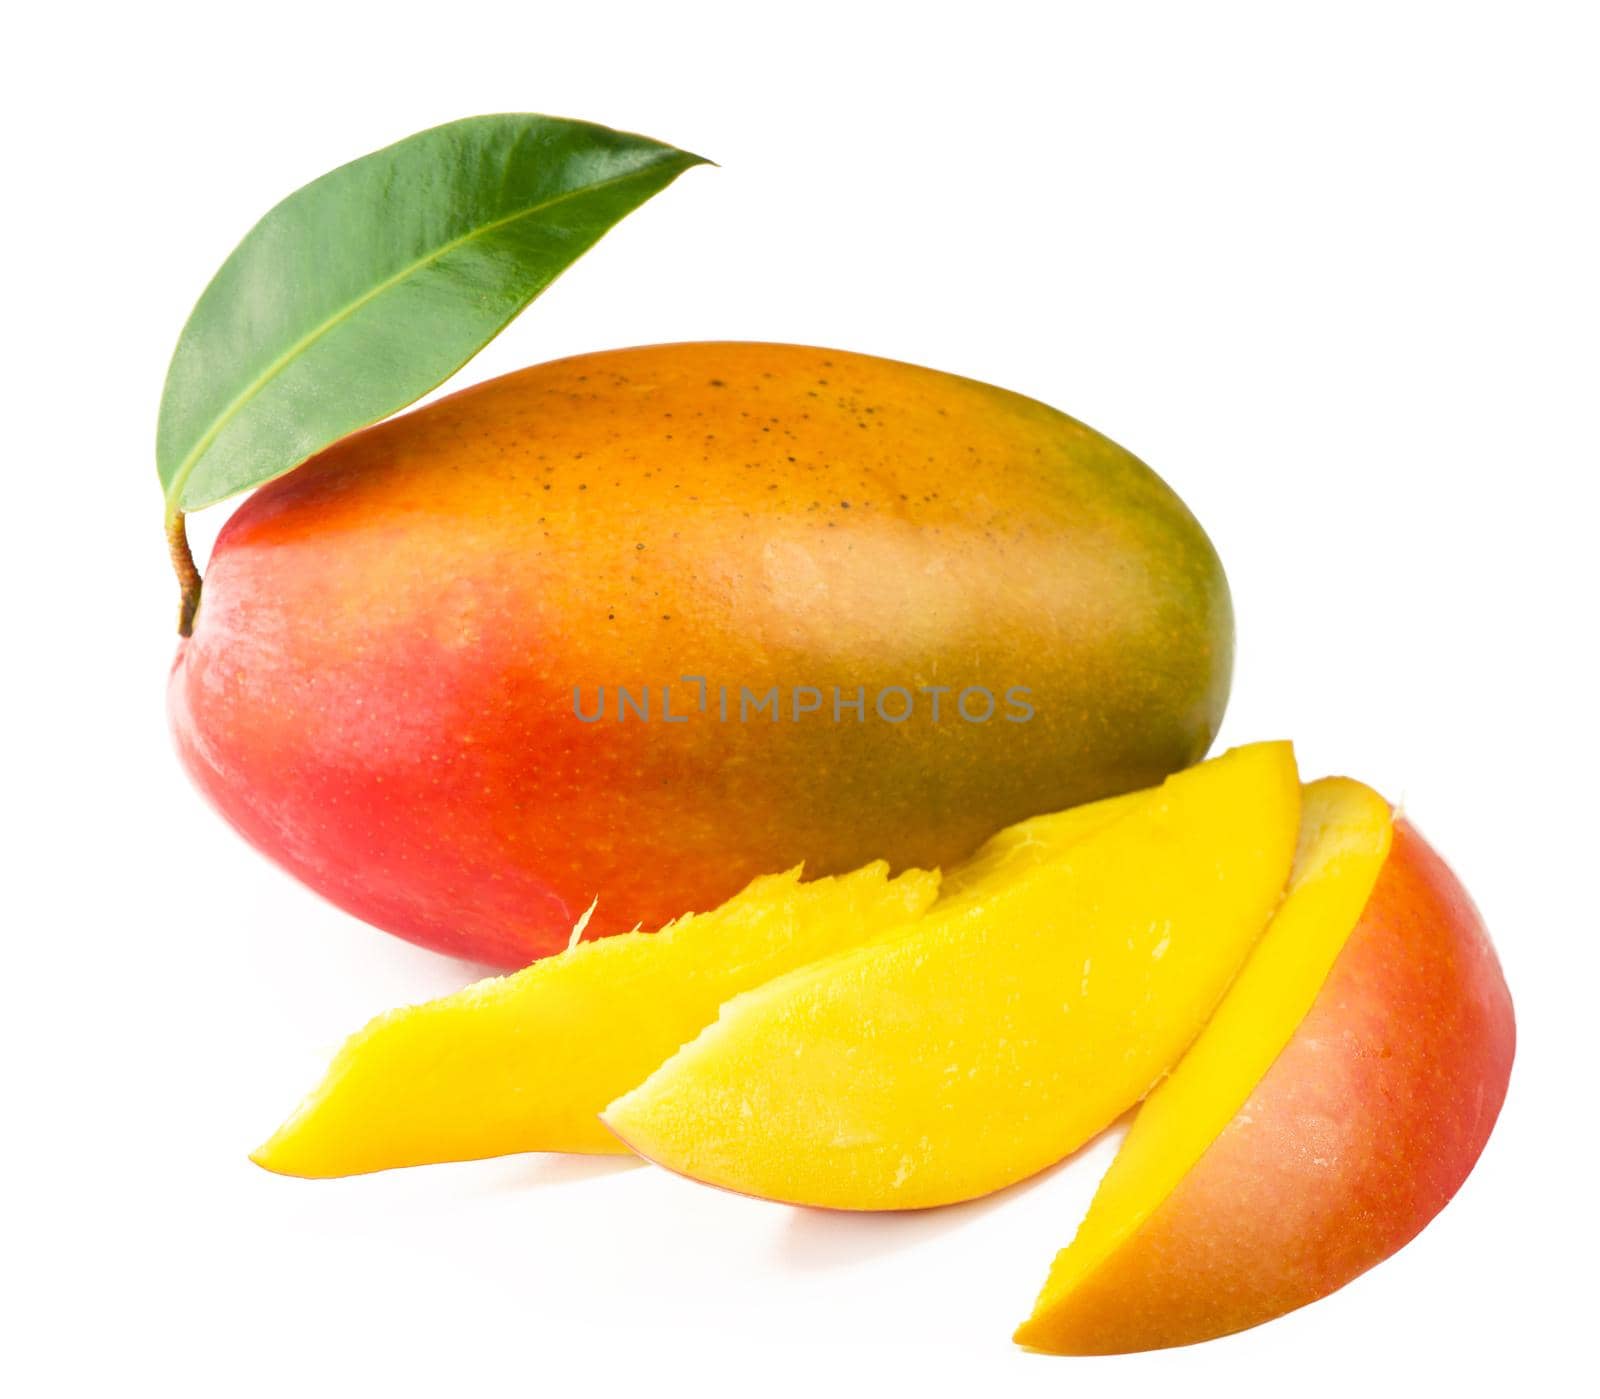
6, 2, 1596, 1393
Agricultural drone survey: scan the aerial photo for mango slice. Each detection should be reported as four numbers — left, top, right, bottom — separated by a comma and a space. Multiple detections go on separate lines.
602, 742, 1301, 1210
1013, 777, 1514, 1354
1014, 777, 1393, 1349
252, 862, 939, 1177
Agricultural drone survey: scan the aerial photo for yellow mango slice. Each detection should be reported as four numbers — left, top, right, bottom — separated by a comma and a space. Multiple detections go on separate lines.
253, 862, 939, 1177
602, 742, 1301, 1210
1013, 777, 1394, 1351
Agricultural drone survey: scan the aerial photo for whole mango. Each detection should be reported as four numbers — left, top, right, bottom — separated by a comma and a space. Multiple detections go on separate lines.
170, 343, 1232, 966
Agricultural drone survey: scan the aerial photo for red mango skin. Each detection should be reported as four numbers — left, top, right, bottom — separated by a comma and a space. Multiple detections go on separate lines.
168, 343, 1231, 967
1014, 819, 1516, 1355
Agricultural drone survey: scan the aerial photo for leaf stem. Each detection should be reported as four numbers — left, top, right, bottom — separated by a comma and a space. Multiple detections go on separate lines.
167, 512, 202, 637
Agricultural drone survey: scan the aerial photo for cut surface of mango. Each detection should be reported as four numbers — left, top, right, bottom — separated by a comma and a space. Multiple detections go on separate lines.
602, 742, 1301, 1210
1014, 777, 1393, 1351
935, 789, 1146, 905
252, 862, 938, 1177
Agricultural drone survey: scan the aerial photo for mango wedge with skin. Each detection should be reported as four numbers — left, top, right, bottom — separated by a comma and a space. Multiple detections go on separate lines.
1016, 778, 1392, 1349
253, 862, 938, 1177
602, 742, 1301, 1210
1013, 777, 1514, 1353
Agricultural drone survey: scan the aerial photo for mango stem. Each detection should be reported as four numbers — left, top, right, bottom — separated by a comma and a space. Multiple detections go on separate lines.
167, 511, 202, 637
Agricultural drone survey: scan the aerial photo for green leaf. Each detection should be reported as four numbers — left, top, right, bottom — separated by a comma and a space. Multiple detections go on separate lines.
157, 113, 707, 517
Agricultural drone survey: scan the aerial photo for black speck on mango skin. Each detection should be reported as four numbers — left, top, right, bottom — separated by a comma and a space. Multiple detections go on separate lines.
175, 342, 1233, 965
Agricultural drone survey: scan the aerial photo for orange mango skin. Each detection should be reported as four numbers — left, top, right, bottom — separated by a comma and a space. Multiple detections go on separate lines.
1014, 819, 1515, 1355
168, 342, 1231, 967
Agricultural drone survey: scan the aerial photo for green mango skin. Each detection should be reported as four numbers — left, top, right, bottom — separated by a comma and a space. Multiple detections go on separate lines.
169, 343, 1232, 967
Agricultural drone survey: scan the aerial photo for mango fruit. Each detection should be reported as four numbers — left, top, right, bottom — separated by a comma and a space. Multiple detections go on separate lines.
252, 861, 937, 1176
169, 342, 1233, 966
602, 742, 1300, 1209
1014, 778, 1515, 1354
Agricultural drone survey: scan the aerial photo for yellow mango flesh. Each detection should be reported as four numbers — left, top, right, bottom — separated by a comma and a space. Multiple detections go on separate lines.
1015, 777, 1393, 1348
936, 789, 1146, 905
252, 862, 939, 1177
602, 742, 1301, 1210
